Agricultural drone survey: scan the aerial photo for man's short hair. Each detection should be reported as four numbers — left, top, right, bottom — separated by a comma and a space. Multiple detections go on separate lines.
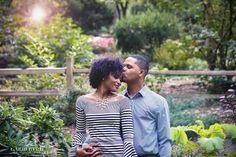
130, 55, 149, 76
89, 56, 123, 88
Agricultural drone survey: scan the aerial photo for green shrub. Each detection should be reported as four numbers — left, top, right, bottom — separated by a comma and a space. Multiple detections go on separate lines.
171, 121, 236, 156
202, 114, 221, 129
154, 39, 208, 70
19, 95, 59, 109
207, 76, 234, 94
53, 88, 86, 126
15, 13, 94, 68
0, 13, 95, 100
194, 76, 235, 94
0, 102, 71, 156
113, 10, 181, 60
167, 95, 222, 127
145, 74, 166, 92
167, 96, 204, 113
171, 113, 198, 127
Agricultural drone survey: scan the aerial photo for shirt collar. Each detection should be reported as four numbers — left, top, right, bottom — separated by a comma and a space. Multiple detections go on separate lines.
138, 85, 149, 97
123, 85, 149, 99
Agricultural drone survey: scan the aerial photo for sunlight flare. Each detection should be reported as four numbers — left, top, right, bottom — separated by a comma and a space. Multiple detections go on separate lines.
31, 6, 46, 21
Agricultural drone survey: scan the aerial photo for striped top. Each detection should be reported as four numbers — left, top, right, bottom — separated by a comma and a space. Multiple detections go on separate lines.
70, 96, 137, 157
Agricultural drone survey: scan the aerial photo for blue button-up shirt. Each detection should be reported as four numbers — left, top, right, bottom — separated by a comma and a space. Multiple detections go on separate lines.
123, 86, 172, 157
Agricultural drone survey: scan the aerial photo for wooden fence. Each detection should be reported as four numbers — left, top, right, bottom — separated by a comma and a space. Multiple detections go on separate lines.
0, 57, 236, 97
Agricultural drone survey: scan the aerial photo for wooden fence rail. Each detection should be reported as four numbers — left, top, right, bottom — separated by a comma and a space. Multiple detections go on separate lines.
0, 57, 236, 97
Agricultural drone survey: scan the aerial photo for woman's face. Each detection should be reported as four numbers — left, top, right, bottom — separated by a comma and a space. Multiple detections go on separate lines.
103, 73, 121, 92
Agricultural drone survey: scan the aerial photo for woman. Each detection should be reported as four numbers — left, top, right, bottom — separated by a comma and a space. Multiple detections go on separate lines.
69, 56, 137, 157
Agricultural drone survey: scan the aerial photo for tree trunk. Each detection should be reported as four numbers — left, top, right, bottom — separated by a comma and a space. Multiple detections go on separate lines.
115, 1, 128, 19
121, 1, 128, 18
115, 4, 121, 19
218, 46, 227, 70
206, 49, 216, 70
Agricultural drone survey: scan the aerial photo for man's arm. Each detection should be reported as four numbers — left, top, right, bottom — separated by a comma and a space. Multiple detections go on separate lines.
156, 98, 172, 157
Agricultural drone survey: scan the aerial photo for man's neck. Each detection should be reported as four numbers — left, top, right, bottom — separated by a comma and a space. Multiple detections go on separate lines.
127, 80, 144, 97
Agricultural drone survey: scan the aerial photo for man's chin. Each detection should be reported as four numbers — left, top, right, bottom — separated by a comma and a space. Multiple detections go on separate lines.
121, 76, 132, 83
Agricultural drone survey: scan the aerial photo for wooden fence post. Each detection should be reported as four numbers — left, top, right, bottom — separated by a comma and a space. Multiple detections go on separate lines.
66, 57, 74, 89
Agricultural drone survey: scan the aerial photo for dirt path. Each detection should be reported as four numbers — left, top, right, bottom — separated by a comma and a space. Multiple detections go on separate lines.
160, 79, 205, 94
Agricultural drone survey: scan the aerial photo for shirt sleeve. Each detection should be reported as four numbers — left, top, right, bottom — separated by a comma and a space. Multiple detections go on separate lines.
120, 98, 137, 157
68, 97, 86, 157
156, 98, 172, 157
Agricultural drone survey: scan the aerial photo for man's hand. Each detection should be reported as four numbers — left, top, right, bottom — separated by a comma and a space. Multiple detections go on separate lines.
76, 143, 102, 157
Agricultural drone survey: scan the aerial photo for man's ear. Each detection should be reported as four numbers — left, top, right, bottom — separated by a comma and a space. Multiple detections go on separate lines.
138, 69, 145, 77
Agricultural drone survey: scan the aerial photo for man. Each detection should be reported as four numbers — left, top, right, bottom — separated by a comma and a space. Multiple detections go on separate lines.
122, 55, 172, 157
70, 55, 171, 157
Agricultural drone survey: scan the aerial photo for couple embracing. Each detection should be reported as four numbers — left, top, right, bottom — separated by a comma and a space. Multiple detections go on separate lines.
69, 55, 172, 157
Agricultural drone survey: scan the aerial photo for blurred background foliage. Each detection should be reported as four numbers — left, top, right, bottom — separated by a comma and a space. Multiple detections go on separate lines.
1, 0, 236, 71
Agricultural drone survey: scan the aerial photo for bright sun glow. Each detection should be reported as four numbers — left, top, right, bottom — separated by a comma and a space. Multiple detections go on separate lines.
31, 6, 46, 21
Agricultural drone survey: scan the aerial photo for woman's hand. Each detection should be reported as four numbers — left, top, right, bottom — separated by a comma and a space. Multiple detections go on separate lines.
76, 143, 102, 157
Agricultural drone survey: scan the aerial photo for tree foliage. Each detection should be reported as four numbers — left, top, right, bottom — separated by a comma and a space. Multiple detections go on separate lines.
154, 39, 208, 70
151, 0, 236, 70
113, 10, 181, 60
0, 0, 95, 68
67, 0, 114, 33
16, 13, 94, 68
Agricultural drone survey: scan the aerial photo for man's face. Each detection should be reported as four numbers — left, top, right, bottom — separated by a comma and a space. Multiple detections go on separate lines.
122, 57, 143, 83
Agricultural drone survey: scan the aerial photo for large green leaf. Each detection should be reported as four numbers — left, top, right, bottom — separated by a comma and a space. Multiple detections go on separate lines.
198, 137, 224, 152
222, 124, 236, 138
171, 127, 188, 145
208, 123, 225, 139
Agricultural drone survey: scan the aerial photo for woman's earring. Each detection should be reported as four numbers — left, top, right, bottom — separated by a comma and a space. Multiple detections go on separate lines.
102, 78, 105, 80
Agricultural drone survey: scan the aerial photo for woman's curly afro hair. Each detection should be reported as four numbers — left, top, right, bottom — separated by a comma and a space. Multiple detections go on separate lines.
89, 56, 123, 88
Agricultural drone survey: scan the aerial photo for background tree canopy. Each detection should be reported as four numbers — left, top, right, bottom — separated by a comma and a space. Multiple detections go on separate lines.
1, 0, 236, 70
113, 9, 182, 61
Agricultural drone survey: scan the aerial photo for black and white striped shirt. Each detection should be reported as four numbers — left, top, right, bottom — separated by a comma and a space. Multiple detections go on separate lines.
69, 96, 137, 157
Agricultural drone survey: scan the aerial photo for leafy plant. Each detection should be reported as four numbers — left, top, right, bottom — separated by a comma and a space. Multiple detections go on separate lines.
202, 114, 221, 129
0, 101, 71, 156
113, 9, 181, 60
0, 102, 37, 156
154, 39, 208, 70
171, 121, 236, 156
15, 13, 94, 68
170, 113, 199, 127
198, 137, 224, 152
168, 96, 204, 126
0, 13, 95, 99
222, 124, 236, 139
145, 74, 166, 92
171, 127, 188, 145
207, 76, 234, 94
53, 88, 86, 126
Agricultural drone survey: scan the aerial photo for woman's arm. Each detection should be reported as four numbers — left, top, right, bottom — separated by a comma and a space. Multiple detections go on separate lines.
69, 97, 86, 157
120, 98, 137, 157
